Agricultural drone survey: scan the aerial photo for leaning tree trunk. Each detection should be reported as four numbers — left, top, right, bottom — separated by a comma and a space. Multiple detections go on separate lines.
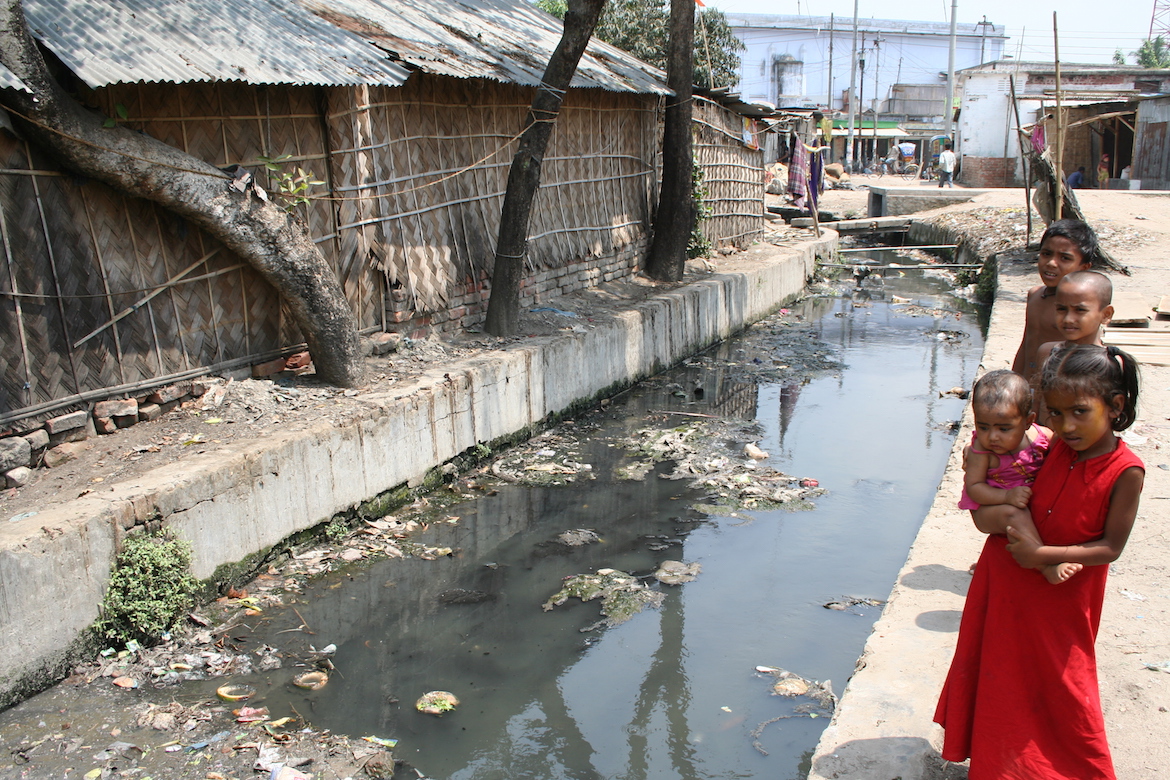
483, 0, 606, 337
1026, 146, 1128, 274
0, 0, 365, 386
643, 0, 695, 282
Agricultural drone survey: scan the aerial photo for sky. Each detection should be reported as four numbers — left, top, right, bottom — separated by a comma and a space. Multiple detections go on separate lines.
703, 0, 1159, 65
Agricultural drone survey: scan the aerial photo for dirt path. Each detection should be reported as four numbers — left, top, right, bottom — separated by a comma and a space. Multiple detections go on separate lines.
809, 184, 1170, 779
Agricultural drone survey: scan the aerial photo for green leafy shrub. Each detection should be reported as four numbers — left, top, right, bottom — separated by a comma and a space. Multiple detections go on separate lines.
97, 532, 197, 646
688, 159, 713, 260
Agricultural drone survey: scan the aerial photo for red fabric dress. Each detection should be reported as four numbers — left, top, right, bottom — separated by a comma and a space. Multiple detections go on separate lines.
934, 438, 1143, 779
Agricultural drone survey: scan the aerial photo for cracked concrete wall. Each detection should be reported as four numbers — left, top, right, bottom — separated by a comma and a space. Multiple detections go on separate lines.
0, 235, 828, 709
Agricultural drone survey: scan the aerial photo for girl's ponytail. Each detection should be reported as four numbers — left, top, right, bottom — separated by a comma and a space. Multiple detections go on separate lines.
1106, 345, 1140, 430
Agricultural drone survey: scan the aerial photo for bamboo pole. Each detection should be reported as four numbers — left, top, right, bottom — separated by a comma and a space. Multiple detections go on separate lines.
1053, 11, 1063, 220
1009, 74, 1033, 244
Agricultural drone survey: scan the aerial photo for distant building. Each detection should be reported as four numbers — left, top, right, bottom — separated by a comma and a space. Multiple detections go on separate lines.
725, 13, 1005, 116
956, 61, 1170, 187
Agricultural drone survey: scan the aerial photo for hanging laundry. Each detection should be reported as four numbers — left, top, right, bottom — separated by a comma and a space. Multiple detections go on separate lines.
788, 133, 809, 210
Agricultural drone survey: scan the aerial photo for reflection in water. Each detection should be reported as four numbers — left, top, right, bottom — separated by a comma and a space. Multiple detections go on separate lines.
228, 262, 986, 779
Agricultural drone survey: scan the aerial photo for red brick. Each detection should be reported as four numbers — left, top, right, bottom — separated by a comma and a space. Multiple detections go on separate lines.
138, 403, 162, 422
94, 398, 138, 418
45, 410, 88, 434
148, 382, 190, 405
252, 357, 287, 378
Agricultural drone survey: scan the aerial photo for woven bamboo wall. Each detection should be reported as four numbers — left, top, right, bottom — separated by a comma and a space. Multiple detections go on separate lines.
326, 76, 659, 316
0, 82, 366, 427
0, 74, 762, 427
693, 97, 765, 249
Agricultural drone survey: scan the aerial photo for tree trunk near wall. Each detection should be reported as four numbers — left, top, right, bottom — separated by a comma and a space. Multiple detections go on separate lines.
643, 0, 695, 282
0, 0, 366, 386
483, 0, 607, 337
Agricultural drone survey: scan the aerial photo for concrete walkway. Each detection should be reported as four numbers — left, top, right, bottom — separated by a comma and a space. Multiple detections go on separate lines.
808, 192, 1170, 780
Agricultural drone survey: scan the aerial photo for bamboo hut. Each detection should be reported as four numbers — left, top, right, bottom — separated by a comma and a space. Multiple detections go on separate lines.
0, 0, 765, 436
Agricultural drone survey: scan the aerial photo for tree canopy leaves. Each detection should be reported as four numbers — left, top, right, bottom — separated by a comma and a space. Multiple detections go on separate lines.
1133, 36, 1170, 68
535, 0, 743, 89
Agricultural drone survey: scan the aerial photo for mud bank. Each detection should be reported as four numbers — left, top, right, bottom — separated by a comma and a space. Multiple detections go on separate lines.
809, 190, 1170, 780
0, 234, 832, 711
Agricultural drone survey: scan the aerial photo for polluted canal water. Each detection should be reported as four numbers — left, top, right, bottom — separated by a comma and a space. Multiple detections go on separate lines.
0, 251, 987, 780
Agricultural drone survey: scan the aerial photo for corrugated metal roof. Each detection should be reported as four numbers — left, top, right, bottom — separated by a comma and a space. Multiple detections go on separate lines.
21, 0, 667, 95
302, 0, 669, 94
0, 63, 30, 92
23, 0, 413, 88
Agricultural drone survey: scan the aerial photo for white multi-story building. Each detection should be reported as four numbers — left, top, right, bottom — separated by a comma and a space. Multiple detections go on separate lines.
726, 14, 1006, 117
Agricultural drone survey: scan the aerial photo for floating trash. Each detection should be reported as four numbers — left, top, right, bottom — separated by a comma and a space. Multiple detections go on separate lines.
654, 560, 701, 585
822, 596, 885, 612
757, 666, 836, 711
557, 528, 601, 547
112, 676, 138, 689
744, 443, 769, 460
542, 568, 664, 630
216, 683, 255, 701
618, 420, 825, 512
416, 690, 459, 715
292, 671, 329, 690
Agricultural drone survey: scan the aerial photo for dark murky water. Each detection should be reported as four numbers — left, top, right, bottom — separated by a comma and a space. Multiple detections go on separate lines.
230, 251, 987, 780
0, 250, 987, 780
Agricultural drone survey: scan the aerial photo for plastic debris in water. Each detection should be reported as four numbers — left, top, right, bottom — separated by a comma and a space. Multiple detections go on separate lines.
744, 443, 768, 460
416, 690, 459, 715
216, 683, 255, 701
654, 560, 701, 585
292, 671, 329, 690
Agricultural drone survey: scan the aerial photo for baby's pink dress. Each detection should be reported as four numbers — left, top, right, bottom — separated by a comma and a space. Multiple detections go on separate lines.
958, 425, 1050, 510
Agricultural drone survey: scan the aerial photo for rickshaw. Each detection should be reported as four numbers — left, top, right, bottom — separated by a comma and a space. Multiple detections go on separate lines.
924, 135, 952, 181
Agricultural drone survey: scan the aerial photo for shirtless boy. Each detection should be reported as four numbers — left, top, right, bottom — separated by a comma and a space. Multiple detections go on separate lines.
1011, 220, 1100, 384
1035, 270, 1113, 369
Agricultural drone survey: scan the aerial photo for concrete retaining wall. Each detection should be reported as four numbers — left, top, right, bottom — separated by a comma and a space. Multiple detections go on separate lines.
867, 186, 992, 218
0, 233, 831, 710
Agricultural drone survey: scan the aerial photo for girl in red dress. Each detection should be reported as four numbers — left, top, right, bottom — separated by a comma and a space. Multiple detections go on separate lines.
935, 344, 1144, 779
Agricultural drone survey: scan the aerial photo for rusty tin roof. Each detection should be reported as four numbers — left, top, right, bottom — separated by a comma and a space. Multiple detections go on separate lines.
21, 0, 667, 94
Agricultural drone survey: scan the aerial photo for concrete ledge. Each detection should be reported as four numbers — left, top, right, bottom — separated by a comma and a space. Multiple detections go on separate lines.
867, 186, 994, 218
0, 233, 831, 710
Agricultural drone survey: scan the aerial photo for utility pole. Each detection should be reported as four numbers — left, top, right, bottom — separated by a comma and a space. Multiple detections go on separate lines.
978, 15, 990, 64
873, 38, 882, 155
827, 13, 835, 109
945, 0, 957, 141
858, 43, 866, 164
845, 0, 859, 171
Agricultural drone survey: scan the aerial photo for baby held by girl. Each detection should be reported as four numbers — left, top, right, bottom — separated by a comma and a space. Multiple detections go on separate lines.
961, 370, 1080, 584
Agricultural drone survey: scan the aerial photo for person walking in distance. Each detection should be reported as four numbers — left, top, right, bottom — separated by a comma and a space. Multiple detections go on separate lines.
938, 143, 957, 188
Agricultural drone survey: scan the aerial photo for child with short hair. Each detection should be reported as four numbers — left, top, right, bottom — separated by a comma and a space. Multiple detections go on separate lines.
938, 344, 1145, 778
959, 369, 1079, 584
1035, 270, 1114, 369
1012, 220, 1102, 383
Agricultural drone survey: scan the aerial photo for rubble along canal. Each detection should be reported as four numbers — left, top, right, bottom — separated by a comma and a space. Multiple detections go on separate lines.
0, 250, 987, 780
